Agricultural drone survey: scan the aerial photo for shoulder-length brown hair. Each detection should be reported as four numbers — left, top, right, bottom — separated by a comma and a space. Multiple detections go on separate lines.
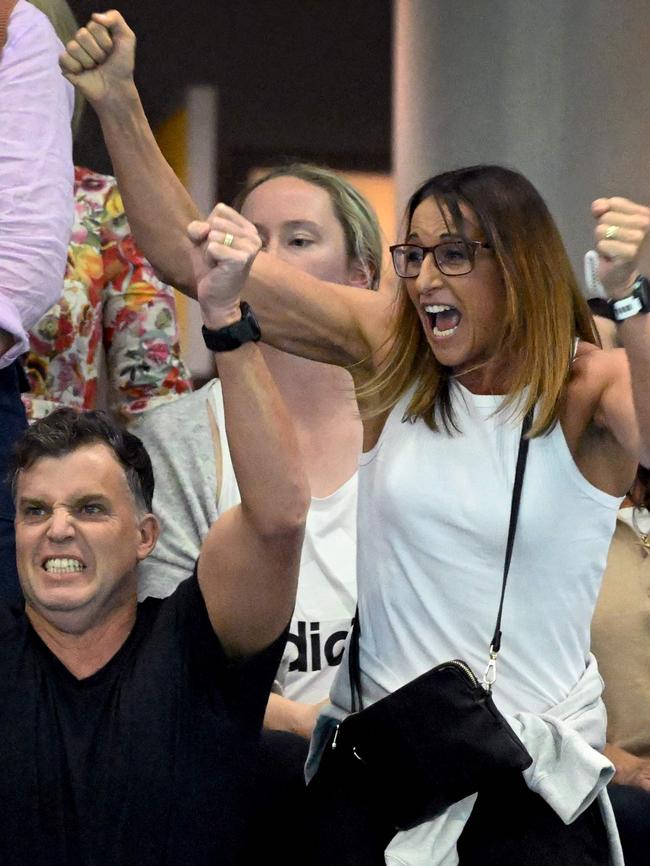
359, 165, 599, 437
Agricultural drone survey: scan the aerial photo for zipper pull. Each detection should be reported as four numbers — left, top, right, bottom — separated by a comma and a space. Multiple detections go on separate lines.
482, 648, 498, 691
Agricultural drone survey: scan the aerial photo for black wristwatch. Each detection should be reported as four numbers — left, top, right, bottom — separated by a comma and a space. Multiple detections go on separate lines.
609, 275, 650, 322
201, 302, 261, 351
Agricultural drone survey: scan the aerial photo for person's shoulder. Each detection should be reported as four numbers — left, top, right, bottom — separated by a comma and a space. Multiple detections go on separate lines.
566, 342, 630, 438
571, 341, 628, 391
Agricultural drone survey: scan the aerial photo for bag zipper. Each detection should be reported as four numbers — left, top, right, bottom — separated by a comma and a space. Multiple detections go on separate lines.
437, 659, 480, 687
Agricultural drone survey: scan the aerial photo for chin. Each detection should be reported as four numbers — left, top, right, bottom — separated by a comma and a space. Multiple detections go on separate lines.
25, 576, 95, 614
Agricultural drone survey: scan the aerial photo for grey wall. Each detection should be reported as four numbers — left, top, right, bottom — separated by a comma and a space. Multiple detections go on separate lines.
394, 0, 650, 276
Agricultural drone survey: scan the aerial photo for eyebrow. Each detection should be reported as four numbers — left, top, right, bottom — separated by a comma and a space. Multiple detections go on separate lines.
17, 494, 110, 509
254, 219, 322, 233
17, 497, 48, 510
406, 230, 459, 243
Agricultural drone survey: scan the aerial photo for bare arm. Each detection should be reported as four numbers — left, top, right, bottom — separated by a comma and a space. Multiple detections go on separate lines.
604, 743, 650, 791
191, 205, 394, 377
264, 693, 328, 740
191, 211, 310, 658
59, 11, 200, 293
61, 13, 393, 375
591, 197, 650, 467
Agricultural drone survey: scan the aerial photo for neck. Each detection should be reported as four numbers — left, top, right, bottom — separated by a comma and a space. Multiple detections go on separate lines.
26, 598, 137, 680
452, 353, 516, 396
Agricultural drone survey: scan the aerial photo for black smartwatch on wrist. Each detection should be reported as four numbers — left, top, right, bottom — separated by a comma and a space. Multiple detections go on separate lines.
201, 302, 261, 351
609, 275, 650, 322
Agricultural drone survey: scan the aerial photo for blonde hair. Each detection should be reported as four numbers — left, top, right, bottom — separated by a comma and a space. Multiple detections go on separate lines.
359, 165, 599, 437
233, 163, 382, 290
28, 0, 84, 137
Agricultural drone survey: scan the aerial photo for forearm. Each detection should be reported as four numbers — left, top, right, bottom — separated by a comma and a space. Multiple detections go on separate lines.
604, 743, 644, 784
198, 336, 309, 656
216, 340, 309, 536
244, 252, 390, 369
93, 83, 201, 294
617, 314, 650, 466
264, 692, 321, 740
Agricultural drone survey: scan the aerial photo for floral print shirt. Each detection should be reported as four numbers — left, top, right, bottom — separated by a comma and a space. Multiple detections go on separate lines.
24, 167, 192, 422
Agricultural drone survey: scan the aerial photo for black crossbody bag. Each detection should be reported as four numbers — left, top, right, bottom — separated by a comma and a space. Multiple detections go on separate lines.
320, 409, 535, 832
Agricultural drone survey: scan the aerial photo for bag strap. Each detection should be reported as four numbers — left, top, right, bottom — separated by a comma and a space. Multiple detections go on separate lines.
481, 406, 533, 688
348, 407, 534, 710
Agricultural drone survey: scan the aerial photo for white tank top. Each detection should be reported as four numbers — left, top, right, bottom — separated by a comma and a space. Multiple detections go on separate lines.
211, 383, 358, 703
331, 380, 622, 717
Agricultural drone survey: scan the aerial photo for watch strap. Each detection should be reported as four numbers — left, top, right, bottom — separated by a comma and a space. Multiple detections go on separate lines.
201, 302, 261, 351
609, 276, 650, 322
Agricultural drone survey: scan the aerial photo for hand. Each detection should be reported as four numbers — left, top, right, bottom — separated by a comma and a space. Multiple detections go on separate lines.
592, 197, 650, 299
59, 11, 136, 105
264, 694, 329, 739
188, 204, 262, 327
296, 697, 329, 740
615, 755, 650, 792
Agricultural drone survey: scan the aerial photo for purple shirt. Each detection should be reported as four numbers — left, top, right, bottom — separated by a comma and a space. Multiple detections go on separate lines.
0, 0, 73, 368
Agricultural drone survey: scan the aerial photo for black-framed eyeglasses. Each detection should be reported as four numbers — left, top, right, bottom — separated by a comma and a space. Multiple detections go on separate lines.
389, 240, 492, 278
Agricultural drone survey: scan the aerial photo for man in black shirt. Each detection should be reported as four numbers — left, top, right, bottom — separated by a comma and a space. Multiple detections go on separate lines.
1, 217, 309, 865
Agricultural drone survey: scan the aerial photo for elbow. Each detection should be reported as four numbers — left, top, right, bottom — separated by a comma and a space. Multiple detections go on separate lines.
270, 486, 311, 540
247, 477, 310, 541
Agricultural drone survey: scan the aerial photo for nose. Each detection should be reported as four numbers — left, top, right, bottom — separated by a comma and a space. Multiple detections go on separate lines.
414, 251, 443, 294
46, 507, 75, 543
264, 237, 280, 259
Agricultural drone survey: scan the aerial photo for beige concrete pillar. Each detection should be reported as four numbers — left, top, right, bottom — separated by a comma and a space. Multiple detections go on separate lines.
393, 0, 650, 273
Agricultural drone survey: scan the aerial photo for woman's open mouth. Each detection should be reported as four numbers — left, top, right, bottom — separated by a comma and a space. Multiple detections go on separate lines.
424, 304, 462, 337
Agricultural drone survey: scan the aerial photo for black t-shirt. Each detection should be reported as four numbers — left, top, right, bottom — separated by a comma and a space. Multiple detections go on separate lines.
0, 571, 285, 866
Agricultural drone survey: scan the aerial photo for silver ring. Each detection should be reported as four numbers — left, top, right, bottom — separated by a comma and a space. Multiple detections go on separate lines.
605, 225, 620, 240
222, 232, 235, 248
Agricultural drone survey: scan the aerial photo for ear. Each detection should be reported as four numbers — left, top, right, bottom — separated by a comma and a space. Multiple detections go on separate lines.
135, 513, 161, 561
347, 257, 374, 289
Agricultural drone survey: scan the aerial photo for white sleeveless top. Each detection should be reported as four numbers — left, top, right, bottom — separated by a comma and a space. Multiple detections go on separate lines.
210, 382, 357, 702
330, 380, 622, 718
134, 380, 357, 704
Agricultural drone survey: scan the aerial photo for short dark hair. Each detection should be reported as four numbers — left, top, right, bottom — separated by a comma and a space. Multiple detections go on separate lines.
11, 409, 154, 512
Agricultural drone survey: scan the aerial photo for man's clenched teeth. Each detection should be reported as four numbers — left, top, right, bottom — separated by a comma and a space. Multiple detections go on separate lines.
424, 304, 462, 337
43, 557, 85, 574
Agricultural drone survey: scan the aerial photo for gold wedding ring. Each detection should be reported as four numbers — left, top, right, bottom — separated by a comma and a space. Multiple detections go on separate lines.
605, 225, 620, 240
223, 232, 235, 247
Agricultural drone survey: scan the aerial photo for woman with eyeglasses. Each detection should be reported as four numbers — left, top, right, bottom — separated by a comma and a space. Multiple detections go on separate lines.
190, 168, 649, 866
59, 13, 650, 864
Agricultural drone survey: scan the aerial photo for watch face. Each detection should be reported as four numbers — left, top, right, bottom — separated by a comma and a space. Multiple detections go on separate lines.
634, 276, 650, 305
243, 305, 262, 340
